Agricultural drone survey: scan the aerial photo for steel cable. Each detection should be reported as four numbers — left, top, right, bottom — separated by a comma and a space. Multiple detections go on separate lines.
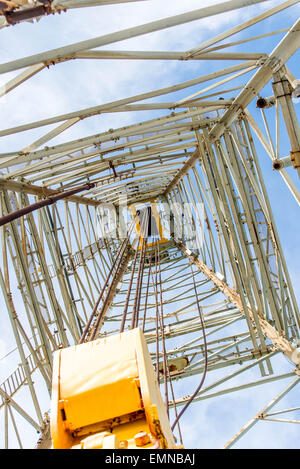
171, 262, 208, 432
157, 240, 170, 417
131, 208, 149, 329
80, 216, 136, 343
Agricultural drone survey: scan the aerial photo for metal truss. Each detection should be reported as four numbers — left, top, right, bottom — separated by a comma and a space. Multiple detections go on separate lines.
0, 0, 299, 449
0, 0, 148, 29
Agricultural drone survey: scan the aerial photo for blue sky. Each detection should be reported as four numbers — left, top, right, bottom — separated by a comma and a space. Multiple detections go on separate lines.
0, 0, 299, 449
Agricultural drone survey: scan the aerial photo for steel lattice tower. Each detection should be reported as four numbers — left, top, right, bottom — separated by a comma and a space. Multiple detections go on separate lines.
0, 0, 299, 449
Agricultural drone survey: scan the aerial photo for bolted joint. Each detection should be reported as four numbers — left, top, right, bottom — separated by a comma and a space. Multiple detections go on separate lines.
290, 150, 300, 170
264, 57, 283, 73
134, 431, 151, 447
272, 76, 293, 100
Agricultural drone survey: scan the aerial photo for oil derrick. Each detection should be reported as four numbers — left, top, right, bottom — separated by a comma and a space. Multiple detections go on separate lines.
0, 0, 300, 449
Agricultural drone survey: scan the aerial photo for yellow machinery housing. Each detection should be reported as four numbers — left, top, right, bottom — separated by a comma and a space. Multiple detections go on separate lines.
50, 328, 177, 449
130, 200, 169, 248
